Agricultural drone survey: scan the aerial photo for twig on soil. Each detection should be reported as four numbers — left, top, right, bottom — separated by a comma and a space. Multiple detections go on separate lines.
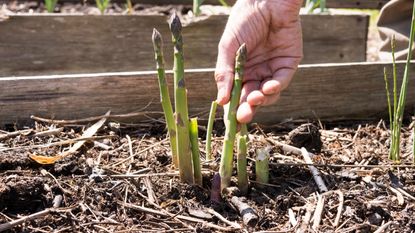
326, 190, 344, 228
0, 129, 33, 140
312, 193, 325, 231
34, 127, 64, 137
110, 138, 168, 167
0, 207, 71, 232
0, 135, 114, 152
288, 208, 297, 227
373, 221, 394, 233
30, 109, 163, 125
206, 208, 242, 229
230, 196, 258, 227
296, 203, 314, 233
388, 186, 405, 205
119, 202, 235, 231
300, 147, 328, 193
105, 172, 179, 178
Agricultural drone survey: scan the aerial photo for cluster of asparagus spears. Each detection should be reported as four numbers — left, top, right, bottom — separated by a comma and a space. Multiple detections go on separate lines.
152, 13, 202, 185
152, 13, 269, 193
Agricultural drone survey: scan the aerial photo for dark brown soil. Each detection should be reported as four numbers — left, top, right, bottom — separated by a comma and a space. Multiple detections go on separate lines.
0, 117, 414, 232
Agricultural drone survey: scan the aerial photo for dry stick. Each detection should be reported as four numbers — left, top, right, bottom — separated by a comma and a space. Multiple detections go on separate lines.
170, 12, 194, 184
34, 127, 64, 137
110, 138, 168, 166
152, 28, 179, 168
312, 194, 325, 231
373, 221, 394, 233
206, 208, 242, 229
120, 202, 234, 232
300, 147, 328, 193
0, 207, 72, 232
206, 101, 218, 161
0, 209, 51, 232
288, 208, 297, 227
296, 203, 314, 233
230, 196, 258, 227
107, 172, 179, 178
0, 129, 33, 140
324, 190, 344, 228
220, 44, 247, 189
388, 186, 405, 205
0, 135, 114, 152
30, 111, 163, 125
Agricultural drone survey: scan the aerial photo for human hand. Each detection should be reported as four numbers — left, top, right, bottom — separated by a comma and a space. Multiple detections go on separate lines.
215, 0, 303, 123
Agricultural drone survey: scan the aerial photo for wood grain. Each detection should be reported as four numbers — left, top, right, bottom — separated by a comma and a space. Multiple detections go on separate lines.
0, 62, 413, 127
0, 13, 368, 77
11, 0, 388, 9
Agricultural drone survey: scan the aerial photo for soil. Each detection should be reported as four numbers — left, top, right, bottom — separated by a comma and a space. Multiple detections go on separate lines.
0, 117, 414, 232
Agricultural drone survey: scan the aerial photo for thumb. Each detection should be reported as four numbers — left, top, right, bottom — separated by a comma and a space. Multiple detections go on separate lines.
215, 33, 240, 106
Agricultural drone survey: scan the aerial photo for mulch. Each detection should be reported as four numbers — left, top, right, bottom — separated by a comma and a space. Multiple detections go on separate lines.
0, 114, 414, 232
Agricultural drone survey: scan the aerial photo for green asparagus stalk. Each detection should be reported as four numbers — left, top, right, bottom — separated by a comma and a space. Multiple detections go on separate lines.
170, 13, 194, 184
152, 29, 179, 168
206, 101, 218, 161
219, 43, 247, 190
189, 117, 203, 185
193, 0, 203, 16
237, 124, 248, 194
45, 0, 58, 13
255, 148, 269, 188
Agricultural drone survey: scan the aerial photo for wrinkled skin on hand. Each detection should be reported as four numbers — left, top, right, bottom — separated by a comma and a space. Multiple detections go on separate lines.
215, 0, 303, 123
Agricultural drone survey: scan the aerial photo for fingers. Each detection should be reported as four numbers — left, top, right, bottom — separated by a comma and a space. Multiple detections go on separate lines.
215, 30, 240, 106
237, 80, 260, 123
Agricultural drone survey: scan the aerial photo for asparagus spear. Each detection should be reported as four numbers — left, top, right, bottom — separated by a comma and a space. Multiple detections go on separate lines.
255, 147, 270, 188
189, 117, 203, 185
152, 29, 179, 168
237, 124, 248, 194
219, 43, 247, 190
206, 101, 218, 161
170, 13, 194, 184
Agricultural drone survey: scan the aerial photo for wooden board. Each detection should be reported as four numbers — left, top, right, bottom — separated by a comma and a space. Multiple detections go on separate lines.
14, 0, 388, 9
0, 61, 413, 127
326, 0, 389, 9
0, 13, 368, 77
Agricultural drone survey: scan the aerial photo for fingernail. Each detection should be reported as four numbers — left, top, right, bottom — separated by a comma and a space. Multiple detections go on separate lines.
216, 88, 226, 103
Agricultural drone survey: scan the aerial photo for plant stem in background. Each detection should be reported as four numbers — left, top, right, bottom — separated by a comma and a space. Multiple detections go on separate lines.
219, 43, 247, 190
383, 67, 392, 125
217, 0, 228, 7
170, 13, 194, 184
255, 148, 269, 188
389, 5, 415, 162
96, 0, 110, 14
189, 118, 202, 185
152, 29, 179, 168
45, 0, 58, 13
320, 0, 326, 12
206, 101, 218, 161
237, 124, 248, 194
193, 0, 203, 16
126, 0, 133, 14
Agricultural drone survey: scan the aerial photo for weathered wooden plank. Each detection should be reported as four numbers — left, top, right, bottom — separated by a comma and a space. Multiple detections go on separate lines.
0, 61, 413, 127
326, 0, 389, 9
0, 13, 368, 77
10, 0, 388, 9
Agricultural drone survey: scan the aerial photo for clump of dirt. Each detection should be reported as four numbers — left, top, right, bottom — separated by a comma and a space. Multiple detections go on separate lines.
0, 176, 47, 212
